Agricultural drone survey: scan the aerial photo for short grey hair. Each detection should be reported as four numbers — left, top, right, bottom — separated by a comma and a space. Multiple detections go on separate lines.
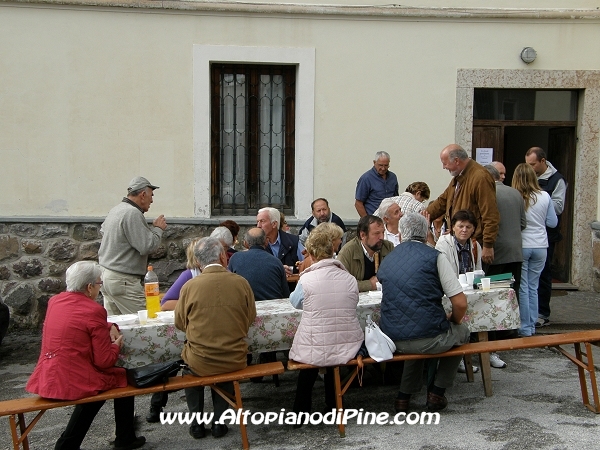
376, 198, 396, 219
484, 164, 501, 181
399, 213, 428, 243
66, 261, 102, 293
245, 228, 266, 247
210, 226, 233, 247
258, 207, 280, 225
194, 237, 225, 267
375, 151, 391, 161
448, 146, 469, 161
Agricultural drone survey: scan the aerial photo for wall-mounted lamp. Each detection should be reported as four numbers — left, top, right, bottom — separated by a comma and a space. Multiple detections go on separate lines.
520, 47, 537, 64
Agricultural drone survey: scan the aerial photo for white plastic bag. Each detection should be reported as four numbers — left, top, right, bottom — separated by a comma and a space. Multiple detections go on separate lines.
364, 314, 396, 362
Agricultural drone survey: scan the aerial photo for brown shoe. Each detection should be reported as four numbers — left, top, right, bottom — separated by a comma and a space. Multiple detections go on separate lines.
426, 392, 448, 412
394, 398, 410, 413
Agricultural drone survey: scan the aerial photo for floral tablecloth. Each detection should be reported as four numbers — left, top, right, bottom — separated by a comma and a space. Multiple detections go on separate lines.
116, 288, 518, 368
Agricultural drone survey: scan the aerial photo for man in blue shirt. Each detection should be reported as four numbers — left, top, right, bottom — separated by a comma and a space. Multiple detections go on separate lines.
355, 151, 399, 217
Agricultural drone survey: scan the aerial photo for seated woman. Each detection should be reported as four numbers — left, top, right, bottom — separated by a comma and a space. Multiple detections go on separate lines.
160, 237, 202, 311
288, 223, 364, 419
435, 209, 482, 277
26, 261, 145, 450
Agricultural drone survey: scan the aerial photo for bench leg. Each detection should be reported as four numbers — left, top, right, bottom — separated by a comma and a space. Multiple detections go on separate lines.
9, 410, 46, 450
575, 343, 600, 413
333, 366, 345, 438
477, 332, 493, 397
463, 355, 475, 382
210, 381, 250, 450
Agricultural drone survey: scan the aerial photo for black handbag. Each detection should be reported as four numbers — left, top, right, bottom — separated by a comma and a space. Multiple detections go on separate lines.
126, 359, 184, 388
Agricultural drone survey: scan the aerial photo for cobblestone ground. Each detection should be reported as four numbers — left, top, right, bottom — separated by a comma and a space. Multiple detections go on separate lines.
0, 291, 598, 450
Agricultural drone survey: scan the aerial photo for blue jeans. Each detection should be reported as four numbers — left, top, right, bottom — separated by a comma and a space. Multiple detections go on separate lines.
519, 248, 547, 336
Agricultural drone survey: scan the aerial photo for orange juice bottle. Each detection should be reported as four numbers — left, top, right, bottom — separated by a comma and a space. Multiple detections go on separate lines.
144, 266, 160, 319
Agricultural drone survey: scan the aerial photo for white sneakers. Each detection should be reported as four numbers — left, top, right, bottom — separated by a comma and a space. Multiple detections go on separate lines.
457, 354, 507, 372
457, 359, 479, 373
489, 353, 507, 368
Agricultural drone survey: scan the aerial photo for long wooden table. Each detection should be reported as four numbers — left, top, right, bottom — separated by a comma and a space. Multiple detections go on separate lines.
115, 288, 519, 369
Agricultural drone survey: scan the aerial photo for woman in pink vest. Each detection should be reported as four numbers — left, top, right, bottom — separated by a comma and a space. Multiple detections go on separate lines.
289, 223, 364, 422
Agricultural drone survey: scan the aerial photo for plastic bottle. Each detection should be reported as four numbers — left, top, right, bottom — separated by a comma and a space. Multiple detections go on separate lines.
144, 266, 160, 319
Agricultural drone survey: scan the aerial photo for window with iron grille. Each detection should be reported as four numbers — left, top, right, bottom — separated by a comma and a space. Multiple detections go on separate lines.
211, 64, 296, 216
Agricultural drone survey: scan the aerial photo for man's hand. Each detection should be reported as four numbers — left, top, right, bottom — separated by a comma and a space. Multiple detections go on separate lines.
355, 200, 367, 218
153, 215, 167, 230
481, 247, 494, 265
369, 276, 379, 291
284, 265, 294, 276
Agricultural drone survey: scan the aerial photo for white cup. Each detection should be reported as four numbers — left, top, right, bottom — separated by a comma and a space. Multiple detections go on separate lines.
138, 310, 148, 325
466, 272, 475, 285
481, 278, 491, 291
458, 274, 467, 285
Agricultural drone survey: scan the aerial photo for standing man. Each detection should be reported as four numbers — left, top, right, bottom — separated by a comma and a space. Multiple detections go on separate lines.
228, 228, 290, 301
490, 161, 507, 183
525, 147, 567, 327
175, 237, 256, 440
427, 144, 500, 265
256, 207, 304, 277
355, 151, 399, 217
483, 164, 527, 368
337, 215, 394, 292
99, 177, 167, 315
298, 198, 347, 245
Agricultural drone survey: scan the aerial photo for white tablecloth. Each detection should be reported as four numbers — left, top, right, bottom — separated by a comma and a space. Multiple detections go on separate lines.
116, 288, 518, 368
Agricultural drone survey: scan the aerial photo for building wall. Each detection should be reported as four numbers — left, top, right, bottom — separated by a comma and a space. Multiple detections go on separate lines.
1, 1, 600, 320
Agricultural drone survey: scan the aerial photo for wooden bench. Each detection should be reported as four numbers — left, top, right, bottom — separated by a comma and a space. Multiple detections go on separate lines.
288, 330, 600, 437
0, 361, 284, 450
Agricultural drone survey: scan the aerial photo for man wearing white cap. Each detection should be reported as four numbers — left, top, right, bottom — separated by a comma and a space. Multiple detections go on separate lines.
99, 177, 167, 315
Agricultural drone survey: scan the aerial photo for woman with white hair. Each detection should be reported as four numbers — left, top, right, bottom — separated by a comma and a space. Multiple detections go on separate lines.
210, 226, 235, 263
375, 198, 402, 246
26, 261, 145, 450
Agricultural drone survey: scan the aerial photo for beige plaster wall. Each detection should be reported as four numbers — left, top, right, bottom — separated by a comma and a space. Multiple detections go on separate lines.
1, 3, 600, 221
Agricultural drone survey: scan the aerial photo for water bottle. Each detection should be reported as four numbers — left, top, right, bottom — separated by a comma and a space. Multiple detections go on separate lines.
144, 266, 160, 319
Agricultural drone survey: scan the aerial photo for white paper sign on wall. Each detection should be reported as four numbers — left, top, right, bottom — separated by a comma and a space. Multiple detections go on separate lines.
476, 148, 493, 165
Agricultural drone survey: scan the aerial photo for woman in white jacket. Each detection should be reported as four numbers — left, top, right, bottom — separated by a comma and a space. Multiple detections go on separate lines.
512, 163, 558, 337
435, 209, 482, 277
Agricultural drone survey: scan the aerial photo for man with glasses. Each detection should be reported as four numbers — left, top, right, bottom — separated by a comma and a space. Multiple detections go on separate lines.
99, 177, 167, 315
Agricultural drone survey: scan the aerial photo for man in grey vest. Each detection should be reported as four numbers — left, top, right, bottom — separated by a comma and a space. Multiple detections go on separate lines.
525, 148, 567, 327
378, 213, 470, 413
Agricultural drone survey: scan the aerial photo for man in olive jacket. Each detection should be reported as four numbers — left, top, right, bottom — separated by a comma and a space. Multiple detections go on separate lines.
338, 215, 394, 292
175, 237, 256, 439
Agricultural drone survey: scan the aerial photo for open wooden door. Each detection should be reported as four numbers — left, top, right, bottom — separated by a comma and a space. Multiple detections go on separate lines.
547, 127, 575, 283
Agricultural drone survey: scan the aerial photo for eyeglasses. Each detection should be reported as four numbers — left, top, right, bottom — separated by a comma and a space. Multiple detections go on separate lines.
93, 281, 103, 286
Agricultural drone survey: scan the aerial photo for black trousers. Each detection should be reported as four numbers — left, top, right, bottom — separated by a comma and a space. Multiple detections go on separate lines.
183, 368, 233, 423
292, 368, 335, 413
150, 391, 169, 409
54, 396, 136, 450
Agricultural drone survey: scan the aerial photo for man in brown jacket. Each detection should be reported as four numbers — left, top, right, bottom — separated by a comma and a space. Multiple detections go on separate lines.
427, 144, 500, 265
175, 236, 256, 440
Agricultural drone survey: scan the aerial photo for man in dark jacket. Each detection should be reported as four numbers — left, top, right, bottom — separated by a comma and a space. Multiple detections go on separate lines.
257, 207, 304, 276
228, 228, 290, 300
378, 213, 470, 413
298, 198, 347, 246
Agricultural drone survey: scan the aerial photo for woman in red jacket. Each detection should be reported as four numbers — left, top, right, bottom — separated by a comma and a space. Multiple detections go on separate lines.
26, 261, 145, 450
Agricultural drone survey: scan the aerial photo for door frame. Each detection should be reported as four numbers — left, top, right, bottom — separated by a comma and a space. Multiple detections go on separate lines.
456, 69, 600, 290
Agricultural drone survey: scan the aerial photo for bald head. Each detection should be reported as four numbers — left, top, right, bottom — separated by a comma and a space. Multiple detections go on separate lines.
491, 161, 506, 183
440, 144, 469, 177
244, 227, 266, 248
